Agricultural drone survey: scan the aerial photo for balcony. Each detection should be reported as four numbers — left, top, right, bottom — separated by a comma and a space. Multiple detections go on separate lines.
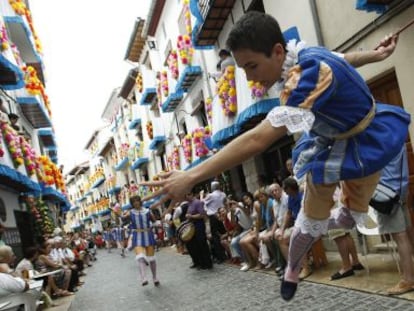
130, 157, 149, 170
161, 90, 184, 113
16, 96, 51, 129
175, 66, 202, 92
128, 118, 142, 130
114, 157, 129, 171
0, 54, 24, 90
140, 88, 157, 105
192, 0, 236, 46
149, 136, 166, 150
38, 129, 56, 148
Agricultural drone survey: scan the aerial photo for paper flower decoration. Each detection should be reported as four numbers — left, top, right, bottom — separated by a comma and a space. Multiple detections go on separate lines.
167, 50, 179, 80
20, 136, 37, 176
161, 70, 169, 98
205, 97, 212, 124
182, 134, 192, 163
37, 155, 55, 186
26, 196, 55, 238
146, 121, 153, 139
192, 126, 211, 158
156, 72, 163, 107
1, 122, 24, 168
183, 0, 192, 35
136, 72, 143, 93
172, 146, 180, 169
177, 34, 194, 66
23, 66, 52, 118
248, 81, 267, 99
216, 65, 237, 117
0, 24, 9, 51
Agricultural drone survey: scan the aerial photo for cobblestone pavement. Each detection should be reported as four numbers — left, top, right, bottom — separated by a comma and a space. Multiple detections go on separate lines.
70, 248, 414, 311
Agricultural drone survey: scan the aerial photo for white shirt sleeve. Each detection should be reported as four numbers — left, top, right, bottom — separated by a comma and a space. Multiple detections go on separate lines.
0, 273, 26, 294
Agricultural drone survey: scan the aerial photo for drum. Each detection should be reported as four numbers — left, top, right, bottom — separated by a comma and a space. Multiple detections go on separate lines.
177, 221, 195, 242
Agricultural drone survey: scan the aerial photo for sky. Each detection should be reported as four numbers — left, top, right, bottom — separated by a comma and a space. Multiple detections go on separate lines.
29, 0, 151, 173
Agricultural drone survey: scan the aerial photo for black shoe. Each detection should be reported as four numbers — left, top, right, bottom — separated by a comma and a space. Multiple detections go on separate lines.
280, 280, 298, 301
330, 269, 354, 280
352, 263, 365, 271
189, 264, 198, 269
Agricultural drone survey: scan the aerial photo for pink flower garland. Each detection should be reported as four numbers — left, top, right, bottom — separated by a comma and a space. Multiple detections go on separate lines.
20, 137, 37, 176
167, 50, 179, 80
216, 66, 237, 116
177, 34, 193, 65
248, 81, 267, 99
205, 97, 212, 124
192, 126, 211, 158
1, 122, 24, 168
182, 134, 192, 163
161, 70, 169, 97
0, 24, 9, 51
172, 146, 180, 169
183, 0, 192, 34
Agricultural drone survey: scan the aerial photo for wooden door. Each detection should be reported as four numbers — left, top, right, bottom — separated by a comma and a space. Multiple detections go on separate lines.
369, 71, 414, 212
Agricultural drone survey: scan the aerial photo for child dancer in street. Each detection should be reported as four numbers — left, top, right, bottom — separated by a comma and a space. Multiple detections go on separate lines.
124, 195, 159, 286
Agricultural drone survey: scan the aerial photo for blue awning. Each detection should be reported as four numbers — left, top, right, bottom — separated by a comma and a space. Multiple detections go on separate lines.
38, 129, 56, 148
76, 196, 86, 203
175, 66, 202, 92
82, 216, 93, 222
41, 185, 70, 209
0, 164, 41, 193
17, 97, 52, 129
98, 208, 111, 216
91, 177, 105, 189
4, 16, 42, 64
128, 118, 142, 130
140, 88, 157, 105
130, 157, 149, 170
69, 205, 79, 212
0, 53, 24, 90
108, 186, 121, 195
149, 136, 166, 150
161, 90, 184, 113
114, 157, 129, 171
212, 98, 280, 148
184, 156, 210, 171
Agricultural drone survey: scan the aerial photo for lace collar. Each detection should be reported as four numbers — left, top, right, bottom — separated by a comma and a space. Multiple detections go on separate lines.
273, 39, 307, 92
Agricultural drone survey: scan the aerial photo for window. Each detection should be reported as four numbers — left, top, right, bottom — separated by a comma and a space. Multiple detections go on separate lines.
194, 101, 208, 127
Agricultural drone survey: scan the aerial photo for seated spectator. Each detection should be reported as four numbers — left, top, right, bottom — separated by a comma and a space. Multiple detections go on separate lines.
0, 245, 15, 274
15, 247, 38, 278
0, 271, 28, 296
218, 204, 237, 261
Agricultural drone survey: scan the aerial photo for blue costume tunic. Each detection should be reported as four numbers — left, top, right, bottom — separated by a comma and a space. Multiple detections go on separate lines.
129, 208, 156, 247
276, 46, 410, 184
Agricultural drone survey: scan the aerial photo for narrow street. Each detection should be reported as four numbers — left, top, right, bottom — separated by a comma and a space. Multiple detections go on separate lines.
69, 248, 414, 311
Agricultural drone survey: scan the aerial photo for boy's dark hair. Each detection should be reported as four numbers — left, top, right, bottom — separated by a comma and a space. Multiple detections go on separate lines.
23, 246, 38, 259
218, 49, 231, 58
226, 11, 286, 57
8, 113, 18, 120
282, 177, 299, 192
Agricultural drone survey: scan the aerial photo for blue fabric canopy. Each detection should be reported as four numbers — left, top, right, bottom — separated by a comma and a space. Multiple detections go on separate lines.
128, 118, 142, 130
114, 157, 129, 171
108, 186, 121, 195
175, 66, 202, 92
161, 90, 184, 113
149, 136, 166, 150
0, 164, 41, 193
0, 53, 24, 90
130, 157, 149, 170
91, 177, 105, 189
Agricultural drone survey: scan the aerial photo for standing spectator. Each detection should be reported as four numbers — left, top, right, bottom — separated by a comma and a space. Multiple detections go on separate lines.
203, 181, 227, 263
185, 190, 212, 270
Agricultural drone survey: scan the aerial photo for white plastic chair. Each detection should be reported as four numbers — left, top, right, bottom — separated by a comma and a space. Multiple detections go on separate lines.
356, 206, 400, 274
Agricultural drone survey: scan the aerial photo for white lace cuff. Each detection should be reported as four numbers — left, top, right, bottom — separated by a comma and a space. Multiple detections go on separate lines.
294, 209, 329, 237
266, 106, 315, 134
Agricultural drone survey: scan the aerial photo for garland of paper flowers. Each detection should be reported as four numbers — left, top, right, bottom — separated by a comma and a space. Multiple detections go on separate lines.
119, 143, 130, 159
216, 65, 237, 116
172, 145, 180, 169
167, 50, 179, 80
10, 44, 23, 67
177, 34, 194, 65
183, 0, 192, 35
182, 133, 192, 163
248, 81, 267, 99
205, 97, 212, 124
0, 131, 4, 158
192, 126, 211, 158
146, 121, 153, 139
53, 164, 67, 194
1, 122, 24, 168
23, 66, 52, 118
37, 155, 55, 186
89, 166, 105, 186
161, 70, 169, 98
0, 24, 9, 51
19, 136, 37, 176
136, 72, 143, 93
9, 0, 43, 54
25, 196, 55, 238
156, 72, 162, 107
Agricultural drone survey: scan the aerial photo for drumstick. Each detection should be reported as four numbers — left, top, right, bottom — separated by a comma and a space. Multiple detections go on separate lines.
374, 18, 414, 50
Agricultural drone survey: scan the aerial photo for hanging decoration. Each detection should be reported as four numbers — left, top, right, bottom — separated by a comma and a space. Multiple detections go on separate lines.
136, 72, 143, 93
146, 121, 153, 139
0, 24, 9, 51
37, 155, 54, 186
23, 66, 52, 118
1, 122, 24, 168
0, 131, 4, 158
182, 133, 192, 163
248, 81, 267, 100
172, 145, 180, 169
216, 65, 237, 116
119, 143, 130, 159
161, 70, 169, 98
183, 0, 192, 35
26, 196, 55, 240
156, 71, 162, 107
192, 126, 211, 158
19, 136, 37, 176
167, 50, 179, 79
205, 97, 212, 124
177, 34, 194, 65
